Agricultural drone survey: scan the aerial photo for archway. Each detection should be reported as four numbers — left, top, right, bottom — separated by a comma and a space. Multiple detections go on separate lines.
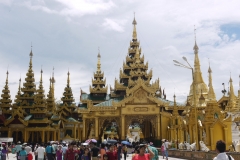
99, 118, 120, 142
125, 115, 157, 143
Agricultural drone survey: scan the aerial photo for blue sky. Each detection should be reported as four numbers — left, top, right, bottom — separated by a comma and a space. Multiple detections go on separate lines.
0, 0, 240, 103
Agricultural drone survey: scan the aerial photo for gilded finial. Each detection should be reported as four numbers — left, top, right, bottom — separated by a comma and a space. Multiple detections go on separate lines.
97, 48, 101, 72
52, 67, 55, 83
193, 25, 199, 51
230, 72, 232, 82
67, 71, 70, 86
239, 75, 240, 90
30, 43, 33, 58
132, 12, 137, 40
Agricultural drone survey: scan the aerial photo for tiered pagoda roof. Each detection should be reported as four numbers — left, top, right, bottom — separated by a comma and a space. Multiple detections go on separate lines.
110, 16, 161, 98
0, 71, 12, 117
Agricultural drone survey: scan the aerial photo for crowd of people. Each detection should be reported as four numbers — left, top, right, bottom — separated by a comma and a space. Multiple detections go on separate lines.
0, 139, 235, 160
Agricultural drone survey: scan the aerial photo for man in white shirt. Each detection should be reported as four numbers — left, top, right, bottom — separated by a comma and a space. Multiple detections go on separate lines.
35, 143, 45, 160
213, 140, 234, 160
25, 144, 32, 154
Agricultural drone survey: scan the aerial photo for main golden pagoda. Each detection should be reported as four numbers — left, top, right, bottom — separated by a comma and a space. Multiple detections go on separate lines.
0, 16, 238, 149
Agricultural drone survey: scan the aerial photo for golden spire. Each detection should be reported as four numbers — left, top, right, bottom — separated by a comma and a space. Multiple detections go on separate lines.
18, 78, 21, 94
6, 70, 9, 85
29, 46, 33, 70
67, 70, 70, 87
132, 12, 137, 40
97, 47, 101, 72
51, 67, 55, 96
229, 74, 236, 100
172, 94, 178, 116
193, 27, 204, 84
207, 62, 216, 101
39, 69, 43, 89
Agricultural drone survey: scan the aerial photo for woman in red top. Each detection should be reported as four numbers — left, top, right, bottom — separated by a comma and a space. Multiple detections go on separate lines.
106, 145, 117, 160
132, 144, 154, 160
27, 152, 33, 160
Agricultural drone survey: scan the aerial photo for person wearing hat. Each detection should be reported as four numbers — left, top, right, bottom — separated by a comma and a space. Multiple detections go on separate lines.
15, 141, 22, 160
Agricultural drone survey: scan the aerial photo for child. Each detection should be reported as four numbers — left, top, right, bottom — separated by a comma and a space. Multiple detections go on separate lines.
161, 144, 165, 159
28, 152, 33, 160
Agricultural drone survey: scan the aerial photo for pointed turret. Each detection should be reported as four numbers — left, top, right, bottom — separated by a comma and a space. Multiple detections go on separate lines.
61, 71, 75, 107
189, 29, 208, 104
47, 77, 56, 114
207, 65, 216, 102
172, 94, 179, 116
227, 76, 237, 111
238, 75, 240, 111
111, 15, 158, 98
31, 69, 47, 117
132, 13, 137, 40
13, 78, 22, 107
0, 71, 12, 116
89, 49, 108, 104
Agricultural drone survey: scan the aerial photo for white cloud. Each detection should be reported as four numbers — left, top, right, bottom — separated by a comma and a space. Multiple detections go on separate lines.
1, 0, 240, 103
101, 18, 126, 32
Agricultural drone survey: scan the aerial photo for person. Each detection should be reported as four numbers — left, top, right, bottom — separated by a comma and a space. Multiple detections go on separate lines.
35, 143, 45, 160
52, 142, 57, 160
160, 144, 165, 159
16, 141, 22, 160
56, 145, 63, 160
65, 142, 79, 160
122, 145, 127, 160
62, 144, 68, 159
27, 151, 33, 160
81, 148, 90, 160
213, 140, 234, 160
46, 142, 54, 160
25, 144, 32, 155
34, 144, 39, 160
106, 145, 117, 160
117, 143, 122, 160
103, 154, 108, 160
161, 140, 168, 160
1, 145, 8, 160
100, 144, 106, 160
132, 144, 154, 160
147, 144, 158, 160
90, 143, 100, 160
19, 147, 27, 160
132, 146, 139, 159
78, 145, 84, 160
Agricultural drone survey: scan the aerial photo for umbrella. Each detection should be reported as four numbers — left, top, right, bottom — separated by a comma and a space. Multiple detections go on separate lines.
85, 139, 92, 143
107, 139, 117, 144
121, 141, 131, 145
82, 143, 89, 146
91, 139, 97, 143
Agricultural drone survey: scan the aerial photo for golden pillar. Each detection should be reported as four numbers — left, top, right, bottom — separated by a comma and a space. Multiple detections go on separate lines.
47, 131, 49, 142
95, 117, 99, 140
53, 131, 56, 141
8, 129, 12, 138
199, 128, 202, 143
121, 115, 125, 140
78, 125, 81, 141
74, 124, 77, 139
210, 127, 214, 150
83, 118, 86, 140
157, 115, 161, 139
58, 129, 60, 141
42, 131, 45, 143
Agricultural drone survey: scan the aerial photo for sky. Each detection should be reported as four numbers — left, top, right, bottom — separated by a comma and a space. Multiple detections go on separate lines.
0, 0, 240, 103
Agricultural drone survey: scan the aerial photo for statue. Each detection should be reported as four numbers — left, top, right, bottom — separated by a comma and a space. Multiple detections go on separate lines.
190, 142, 196, 151
235, 140, 240, 152
202, 129, 206, 144
178, 142, 184, 150
199, 141, 209, 152
184, 142, 191, 150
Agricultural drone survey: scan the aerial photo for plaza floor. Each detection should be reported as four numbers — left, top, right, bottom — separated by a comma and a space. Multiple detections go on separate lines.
7, 153, 187, 160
